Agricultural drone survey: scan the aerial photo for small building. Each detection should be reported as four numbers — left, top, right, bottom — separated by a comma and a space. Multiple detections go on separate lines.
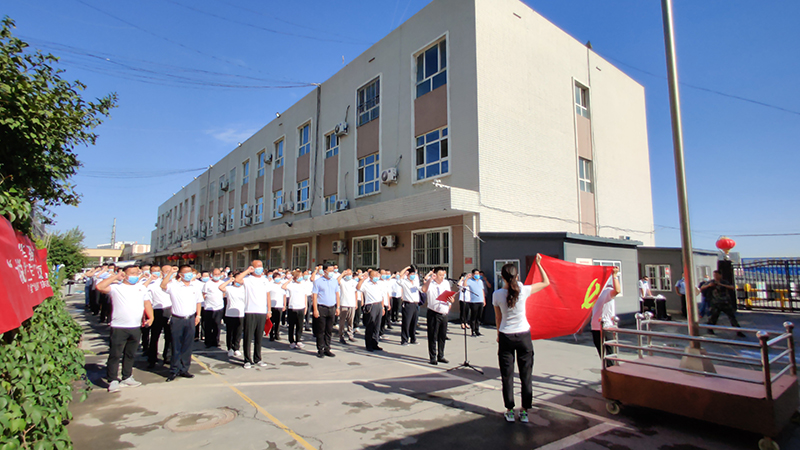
82, 248, 122, 266
636, 247, 719, 315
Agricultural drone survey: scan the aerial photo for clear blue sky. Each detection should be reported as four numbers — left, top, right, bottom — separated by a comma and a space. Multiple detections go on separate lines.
6, 0, 799, 257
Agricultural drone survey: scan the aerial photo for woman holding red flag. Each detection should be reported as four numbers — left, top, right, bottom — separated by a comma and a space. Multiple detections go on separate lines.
493, 254, 549, 423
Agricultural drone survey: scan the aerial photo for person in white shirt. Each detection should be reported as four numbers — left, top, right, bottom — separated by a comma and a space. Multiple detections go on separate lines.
493, 255, 549, 423
590, 267, 621, 360
268, 271, 287, 341
421, 267, 455, 365
337, 269, 359, 344
357, 269, 389, 352
397, 266, 421, 346
145, 265, 172, 369
138, 264, 152, 354
390, 272, 402, 324
219, 274, 245, 358
464, 269, 487, 336
234, 261, 271, 369
303, 268, 317, 332
638, 276, 652, 299
283, 270, 309, 349
160, 265, 203, 382
96, 266, 154, 392
201, 269, 226, 348
379, 269, 393, 336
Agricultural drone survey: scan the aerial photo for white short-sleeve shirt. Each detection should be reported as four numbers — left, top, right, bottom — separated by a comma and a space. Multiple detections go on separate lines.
165, 281, 203, 317
109, 283, 148, 328
339, 278, 359, 308
148, 281, 172, 309
224, 285, 246, 318
426, 279, 453, 315
591, 283, 617, 331
285, 282, 307, 310
360, 280, 386, 305
492, 282, 533, 335
399, 277, 421, 304
202, 280, 225, 311
269, 283, 287, 309
242, 274, 269, 314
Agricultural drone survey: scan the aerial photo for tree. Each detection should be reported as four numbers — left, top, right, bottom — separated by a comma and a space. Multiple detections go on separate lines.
0, 17, 117, 234
45, 227, 89, 280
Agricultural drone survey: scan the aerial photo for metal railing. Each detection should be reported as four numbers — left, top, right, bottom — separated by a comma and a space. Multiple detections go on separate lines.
601, 313, 796, 401
734, 259, 800, 311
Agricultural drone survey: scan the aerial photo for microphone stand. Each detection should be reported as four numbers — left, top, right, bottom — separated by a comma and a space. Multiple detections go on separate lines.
448, 284, 483, 375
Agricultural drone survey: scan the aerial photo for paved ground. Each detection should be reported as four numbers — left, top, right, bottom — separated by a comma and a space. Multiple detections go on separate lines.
64, 289, 800, 450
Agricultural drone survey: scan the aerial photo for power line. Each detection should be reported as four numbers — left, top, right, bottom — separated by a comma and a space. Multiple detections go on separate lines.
80, 167, 208, 179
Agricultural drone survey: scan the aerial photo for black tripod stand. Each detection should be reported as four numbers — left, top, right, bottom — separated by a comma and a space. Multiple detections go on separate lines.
448, 285, 483, 375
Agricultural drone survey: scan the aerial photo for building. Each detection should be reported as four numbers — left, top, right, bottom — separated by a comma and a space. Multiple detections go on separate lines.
82, 248, 122, 266
151, 0, 654, 318
120, 244, 151, 261
636, 247, 719, 314
97, 241, 135, 250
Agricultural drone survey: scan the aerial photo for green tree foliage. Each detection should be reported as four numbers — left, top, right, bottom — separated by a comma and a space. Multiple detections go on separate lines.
45, 228, 89, 280
0, 17, 117, 234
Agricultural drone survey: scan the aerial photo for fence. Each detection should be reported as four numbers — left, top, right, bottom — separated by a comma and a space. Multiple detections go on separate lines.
734, 259, 800, 311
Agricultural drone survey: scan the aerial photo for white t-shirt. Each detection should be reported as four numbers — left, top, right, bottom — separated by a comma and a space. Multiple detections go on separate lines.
225, 285, 246, 318
165, 281, 203, 317
285, 282, 307, 310
242, 274, 269, 314
426, 279, 453, 315
398, 277, 421, 303
202, 280, 225, 311
300, 280, 313, 297
148, 281, 172, 309
638, 279, 651, 298
390, 279, 402, 298
339, 278, 359, 308
380, 280, 392, 306
591, 283, 617, 331
360, 280, 387, 305
109, 283, 148, 328
269, 283, 287, 309
492, 282, 533, 335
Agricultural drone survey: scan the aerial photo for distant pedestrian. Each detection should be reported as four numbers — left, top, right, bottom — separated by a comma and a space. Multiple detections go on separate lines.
397, 266, 421, 346
357, 269, 388, 352
674, 272, 687, 317
590, 267, 621, 360
145, 265, 173, 369
235, 261, 271, 369
422, 267, 455, 365
201, 269, 225, 348
337, 269, 359, 345
219, 274, 245, 358
465, 269, 486, 336
702, 270, 745, 337
312, 263, 340, 358
283, 270, 308, 349
160, 265, 203, 381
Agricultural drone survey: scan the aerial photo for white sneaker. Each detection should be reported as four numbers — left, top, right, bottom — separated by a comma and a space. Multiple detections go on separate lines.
227, 349, 234, 357
504, 409, 515, 422
243, 362, 252, 369
289, 343, 297, 349
234, 350, 242, 357
257, 361, 268, 367
108, 380, 120, 393
297, 342, 305, 349
119, 377, 141, 388
519, 410, 529, 423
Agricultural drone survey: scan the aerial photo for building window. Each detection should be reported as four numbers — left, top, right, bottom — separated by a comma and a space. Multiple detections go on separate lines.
229, 167, 236, 188
208, 216, 214, 236
325, 133, 339, 158
257, 151, 266, 177
236, 251, 246, 271
255, 197, 264, 223
240, 202, 249, 227
412, 228, 450, 275
242, 160, 250, 185
296, 180, 309, 212
493, 260, 520, 292
291, 244, 309, 270
416, 39, 447, 98
275, 139, 284, 169
324, 194, 337, 214
357, 78, 380, 127
579, 158, 594, 193
696, 265, 711, 284
190, 195, 195, 212
357, 153, 380, 196
228, 207, 235, 230
415, 127, 449, 181
272, 190, 283, 219
594, 260, 623, 295
298, 124, 311, 157
575, 84, 590, 119
352, 236, 379, 271
645, 264, 672, 291
269, 247, 283, 269
218, 212, 225, 232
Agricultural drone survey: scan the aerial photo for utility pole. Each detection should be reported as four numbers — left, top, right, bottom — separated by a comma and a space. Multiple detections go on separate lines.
111, 218, 117, 249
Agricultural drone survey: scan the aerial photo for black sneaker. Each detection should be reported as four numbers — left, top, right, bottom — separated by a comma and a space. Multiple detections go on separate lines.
429, 360, 438, 365
179, 372, 194, 378
324, 351, 336, 357
437, 358, 449, 364
317, 352, 324, 358
373, 346, 384, 351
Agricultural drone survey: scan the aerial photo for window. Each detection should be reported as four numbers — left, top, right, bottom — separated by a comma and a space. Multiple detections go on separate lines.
228, 207, 235, 230
357, 153, 380, 196
352, 236, 379, 271
325, 133, 339, 158
357, 78, 380, 127
218, 212, 225, 232
242, 160, 250, 185
579, 158, 593, 193
415, 127, 449, 181
494, 260, 520, 292
696, 265, 711, 283
416, 39, 447, 98
236, 251, 246, 271
198, 220, 204, 237
594, 260, 623, 296
229, 167, 236, 188
291, 244, 309, 270
240, 202, 249, 227
257, 151, 266, 177
255, 197, 264, 223
412, 228, 450, 275
324, 194, 337, 214
272, 190, 283, 219
275, 139, 284, 169
645, 264, 672, 291
298, 124, 311, 157
218, 175, 226, 196
190, 195, 195, 212
575, 84, 590, 119
296, 180, 309, 212
208, 216, 214, 236
269, 247, 283, 269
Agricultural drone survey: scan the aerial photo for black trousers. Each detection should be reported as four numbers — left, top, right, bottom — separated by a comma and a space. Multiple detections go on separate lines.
148, 308, 172, 364
459, 301, 469, 325
498, 331, 534, 410
313, 305, 336, 353
426, 310, 448, 361
391, 297, 401, 321
90, 288, 100, 315
353, 304, 362, 329
270, 308, 283, 340
467, 303, 483, 334
140, 325, 150, 352
99, 293, 112, 323
202, 309, 224, 347
287, 309, 304, 344
363, 303, 382, 350
401, 302, 418, 344
380, 305, 392, 333
243, 313, 267, 364
224, 316, 243, 351
170, 315, 196, 376
107, 327, 141, 382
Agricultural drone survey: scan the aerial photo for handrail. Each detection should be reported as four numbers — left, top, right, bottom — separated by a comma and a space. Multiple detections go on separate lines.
771, 364, 793, 384
767, 333, 792, 347
604, 356, 766, 385
643, 318, 782, 336
769, 347, 792, 365
607, 341, 762, 367
607, 327, 763, 349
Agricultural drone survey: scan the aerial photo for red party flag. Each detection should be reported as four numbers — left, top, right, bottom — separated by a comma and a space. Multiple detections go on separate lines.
264, 316, 273, 335
524, 255, 614, 340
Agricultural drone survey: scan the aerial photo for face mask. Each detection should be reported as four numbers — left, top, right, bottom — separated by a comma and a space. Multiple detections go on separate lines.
274, 278, 282, 284
143, 271, 150, 277
344, 275, 352, 281
254, 267, 264, 275
152, 272, 161, 278
182, 273, 194, 282
409, 274, 417, 281
212, 276, 221, 281
201, 277, 210, 282
381, 275, 390, 280
334, 269, 340, 274
303, 275, 310, 281
325, 272, 333, 279
474, 274, 481, 280
234, 282, 242, 287
372, 277, 380, 283
127, 276, 139, 284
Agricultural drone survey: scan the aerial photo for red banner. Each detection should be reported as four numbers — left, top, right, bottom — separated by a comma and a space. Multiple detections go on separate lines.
525, 255, 613, 340
0, 216, 53, 334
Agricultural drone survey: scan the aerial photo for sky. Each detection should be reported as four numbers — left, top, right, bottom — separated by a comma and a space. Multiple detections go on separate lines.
4, 0, 799, 257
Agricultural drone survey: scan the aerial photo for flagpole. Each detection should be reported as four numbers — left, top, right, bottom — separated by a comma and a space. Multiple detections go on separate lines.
660, 0, 701, 348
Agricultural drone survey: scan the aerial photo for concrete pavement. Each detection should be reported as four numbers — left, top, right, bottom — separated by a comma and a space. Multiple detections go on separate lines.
64, 292, 800, 450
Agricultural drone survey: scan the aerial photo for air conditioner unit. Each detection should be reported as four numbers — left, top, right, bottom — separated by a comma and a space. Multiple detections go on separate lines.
332, 240, 346, 254
281, 201, 294, 214
381, 168, 398, 185
244, 206, 253, 217
335, 199, 349, 211
334, 122, 349, 136
220, 179, 229, 191
380, 235, 397, 249
245, 216, 253, 225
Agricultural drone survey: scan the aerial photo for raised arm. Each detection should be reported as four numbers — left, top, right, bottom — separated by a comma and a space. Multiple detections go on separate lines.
96, 270, 124, 294
235, 266, 253, 285
529, 254, 550, 295
219, 277, 233, 293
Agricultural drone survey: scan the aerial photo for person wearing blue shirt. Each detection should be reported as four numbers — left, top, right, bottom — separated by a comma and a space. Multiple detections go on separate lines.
312, 263, 341, 358
465, 269, 486, 336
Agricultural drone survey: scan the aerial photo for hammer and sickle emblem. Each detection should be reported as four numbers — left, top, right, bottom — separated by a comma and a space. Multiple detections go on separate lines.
581, 279, 602, 309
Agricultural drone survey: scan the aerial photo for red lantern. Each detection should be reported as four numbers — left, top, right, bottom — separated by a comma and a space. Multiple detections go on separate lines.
716, 236, 736, 255
167, 255, 174, 261
188, 253, 197, 260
